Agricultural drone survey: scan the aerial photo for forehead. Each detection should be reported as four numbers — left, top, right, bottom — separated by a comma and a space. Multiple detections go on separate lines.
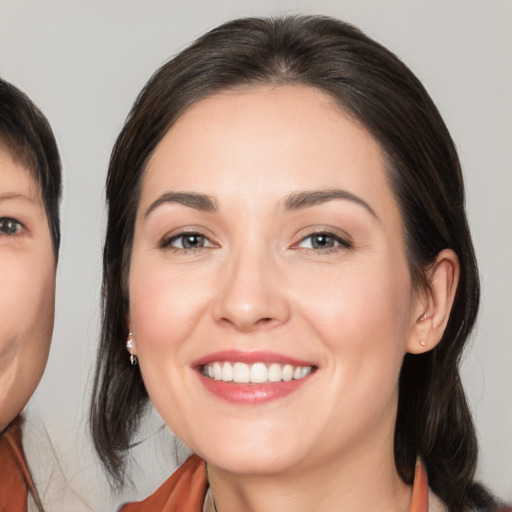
141, 85, 397, 217
0, 148, 40, 199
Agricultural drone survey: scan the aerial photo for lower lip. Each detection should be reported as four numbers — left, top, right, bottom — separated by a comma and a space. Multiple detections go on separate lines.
197, 373, 311, 405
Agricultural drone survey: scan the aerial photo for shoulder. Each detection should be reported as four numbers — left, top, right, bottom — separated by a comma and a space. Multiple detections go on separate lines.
466, 482, 512, 512
429, 489, 448, 512
119, 454, 208, 512
427, 488, 511, 512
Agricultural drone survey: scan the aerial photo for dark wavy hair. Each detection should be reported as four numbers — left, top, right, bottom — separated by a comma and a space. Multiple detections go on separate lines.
0, 78, 62, 255
91, 15, 495, 511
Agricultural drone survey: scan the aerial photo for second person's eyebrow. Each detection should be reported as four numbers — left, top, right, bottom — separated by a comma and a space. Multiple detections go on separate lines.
282, 189, 378, 219
144, 189, 377, 219
145, 192, 218, 218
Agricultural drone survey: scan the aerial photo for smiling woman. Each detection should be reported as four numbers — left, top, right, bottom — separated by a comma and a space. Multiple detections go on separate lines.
90, 15, 508, 512
0, 78, 61, 511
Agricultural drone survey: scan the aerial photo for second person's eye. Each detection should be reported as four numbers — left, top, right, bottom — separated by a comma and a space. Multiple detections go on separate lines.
163, 232, 215, 250
296, 231, 352, 251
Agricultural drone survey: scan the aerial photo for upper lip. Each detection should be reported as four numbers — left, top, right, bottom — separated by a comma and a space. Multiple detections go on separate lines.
191, 350, 316, 368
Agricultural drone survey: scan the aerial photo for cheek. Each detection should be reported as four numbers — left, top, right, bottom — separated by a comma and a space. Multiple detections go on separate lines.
285, 263, 412, 445
128, 259, 211, 359
0, 252, 55, 344
293, 257, 412, 373
0, 252, 55, 427
127, 258, 216, 434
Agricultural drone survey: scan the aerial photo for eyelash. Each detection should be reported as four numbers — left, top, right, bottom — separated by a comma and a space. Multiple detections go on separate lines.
159, 229, 353, 255
0, 217, 25, 237
294, 230, 353, 254
160, 231, 215, 252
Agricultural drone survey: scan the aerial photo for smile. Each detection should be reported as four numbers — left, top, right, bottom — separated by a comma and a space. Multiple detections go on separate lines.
201, 361, 314, 383
193, 350, 317, 404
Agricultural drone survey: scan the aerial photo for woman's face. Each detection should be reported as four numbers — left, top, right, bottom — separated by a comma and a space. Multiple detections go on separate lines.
0, 150, 56, 431
129, 85, 423, 474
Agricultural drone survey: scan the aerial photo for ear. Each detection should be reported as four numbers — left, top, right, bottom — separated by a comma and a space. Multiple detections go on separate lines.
406, 249, 460, 354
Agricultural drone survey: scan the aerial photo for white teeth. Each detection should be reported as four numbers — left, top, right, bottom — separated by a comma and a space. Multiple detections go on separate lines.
268, 363, 282, 382
250, 362, 267, 383
222, 362, 233, 381
202, 361, 314, 383
283, 364, 294, 382
213, 362, 222, 380
233, 362, 250, 383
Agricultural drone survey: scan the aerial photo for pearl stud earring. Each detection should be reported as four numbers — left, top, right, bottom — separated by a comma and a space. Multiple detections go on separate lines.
126, 333, 138, 366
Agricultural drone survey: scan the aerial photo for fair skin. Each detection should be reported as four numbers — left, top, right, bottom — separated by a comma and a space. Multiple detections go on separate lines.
128, 85, 458, 512
0, 149, 56, 432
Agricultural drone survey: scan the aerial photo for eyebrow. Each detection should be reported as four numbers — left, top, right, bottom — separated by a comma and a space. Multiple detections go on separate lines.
0, 192, 37, 204
282, 189, 378, 219
145, 192, 218, 218
144, 189, 377, 219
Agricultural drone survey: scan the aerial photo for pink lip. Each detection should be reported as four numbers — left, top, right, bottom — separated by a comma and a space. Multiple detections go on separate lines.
191, 350, 317, 405
197, 376, 311, 405
191, 350, 315, 367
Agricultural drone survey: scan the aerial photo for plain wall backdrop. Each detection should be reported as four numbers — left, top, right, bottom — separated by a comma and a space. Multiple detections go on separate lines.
1, 1, 511, 509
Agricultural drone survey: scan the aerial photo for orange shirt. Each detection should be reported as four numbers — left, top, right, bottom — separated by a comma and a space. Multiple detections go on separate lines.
120, 455, 207, 512
120, 455, 429, 512
0, 418, 29, 512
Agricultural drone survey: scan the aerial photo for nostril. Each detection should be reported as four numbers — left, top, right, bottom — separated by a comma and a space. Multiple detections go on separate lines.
257, 317, 273, 324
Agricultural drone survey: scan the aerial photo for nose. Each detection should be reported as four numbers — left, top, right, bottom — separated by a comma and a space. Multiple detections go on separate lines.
212, 248, 290, 332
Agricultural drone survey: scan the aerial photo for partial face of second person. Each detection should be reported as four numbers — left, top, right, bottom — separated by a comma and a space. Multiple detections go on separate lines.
128, 85, 431, 475
0, 149, 55, 431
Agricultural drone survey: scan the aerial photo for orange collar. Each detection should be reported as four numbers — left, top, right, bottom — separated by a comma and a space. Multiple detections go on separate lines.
410, 458, 429, 512
0, 418, 29, 511
121, 454, 430, 512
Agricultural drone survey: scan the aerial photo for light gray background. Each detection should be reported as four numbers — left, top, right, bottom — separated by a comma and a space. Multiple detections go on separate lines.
1, 0, 510, 509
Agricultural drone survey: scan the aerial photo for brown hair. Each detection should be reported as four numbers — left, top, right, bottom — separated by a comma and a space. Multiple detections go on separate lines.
91, 15, 493, 511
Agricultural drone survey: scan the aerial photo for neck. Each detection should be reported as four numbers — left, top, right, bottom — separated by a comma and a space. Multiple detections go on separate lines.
206, 434, 412, 512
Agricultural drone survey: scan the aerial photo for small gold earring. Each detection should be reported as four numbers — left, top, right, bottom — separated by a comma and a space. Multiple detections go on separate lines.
419, 312, 429, 321
419, 339, 426, 347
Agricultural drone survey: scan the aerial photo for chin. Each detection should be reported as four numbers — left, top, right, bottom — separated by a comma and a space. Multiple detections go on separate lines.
206, 449, 297, 476
190, 427, 308, 475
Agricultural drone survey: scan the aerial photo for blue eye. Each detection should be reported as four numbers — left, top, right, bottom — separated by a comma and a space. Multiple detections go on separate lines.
0, 217, 24, 236
163, 232, 214, 250
297, 232, 352, 251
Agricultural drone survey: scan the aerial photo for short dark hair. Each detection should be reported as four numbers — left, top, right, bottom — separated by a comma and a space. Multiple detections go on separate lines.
91, 15, 490, 511
0, 78, 62, 255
